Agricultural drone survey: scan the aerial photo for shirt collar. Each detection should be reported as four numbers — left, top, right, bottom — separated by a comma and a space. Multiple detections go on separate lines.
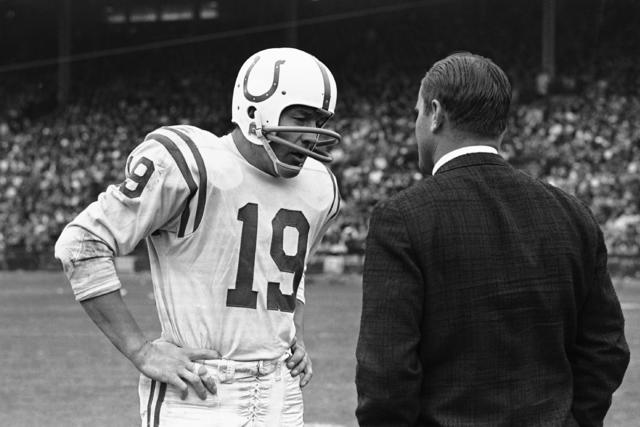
432, 145, 499, 175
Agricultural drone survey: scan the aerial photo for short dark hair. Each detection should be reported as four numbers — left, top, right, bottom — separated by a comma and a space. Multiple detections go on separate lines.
419, 52, 511, 138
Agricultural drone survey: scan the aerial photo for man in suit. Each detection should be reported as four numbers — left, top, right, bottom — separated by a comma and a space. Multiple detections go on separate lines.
355, 52, 630, 426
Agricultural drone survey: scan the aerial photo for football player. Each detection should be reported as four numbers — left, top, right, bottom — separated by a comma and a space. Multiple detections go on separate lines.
55, 47, 341, 426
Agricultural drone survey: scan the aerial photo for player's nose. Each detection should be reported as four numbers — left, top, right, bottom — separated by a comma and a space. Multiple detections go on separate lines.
299, 135, 316, 149
299, 118, 319, 147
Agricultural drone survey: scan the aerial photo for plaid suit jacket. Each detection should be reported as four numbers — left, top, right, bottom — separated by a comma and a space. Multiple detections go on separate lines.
356, 153, 630, 427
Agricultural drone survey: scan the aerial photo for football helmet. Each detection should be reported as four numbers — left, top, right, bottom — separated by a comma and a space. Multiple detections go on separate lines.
231, 47, 341, 176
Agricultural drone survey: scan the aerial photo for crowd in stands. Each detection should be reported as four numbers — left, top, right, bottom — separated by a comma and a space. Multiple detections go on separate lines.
1, 15, 640, 269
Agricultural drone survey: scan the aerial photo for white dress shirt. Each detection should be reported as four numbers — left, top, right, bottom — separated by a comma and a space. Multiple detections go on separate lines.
432, 145, 499, 175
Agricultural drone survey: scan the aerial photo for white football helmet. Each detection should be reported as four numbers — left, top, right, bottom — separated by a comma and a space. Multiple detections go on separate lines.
231, 47, 341, 175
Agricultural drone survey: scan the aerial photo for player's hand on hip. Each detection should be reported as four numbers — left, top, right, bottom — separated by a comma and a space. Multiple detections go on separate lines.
132, 338, 220, 400
287, 338, 313, 388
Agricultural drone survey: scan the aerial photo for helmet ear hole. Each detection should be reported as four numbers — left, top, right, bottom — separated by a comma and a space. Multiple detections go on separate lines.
247, 106, 256, 119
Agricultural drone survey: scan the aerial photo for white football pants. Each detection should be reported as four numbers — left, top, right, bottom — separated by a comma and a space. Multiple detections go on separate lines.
138, 353, 303, 427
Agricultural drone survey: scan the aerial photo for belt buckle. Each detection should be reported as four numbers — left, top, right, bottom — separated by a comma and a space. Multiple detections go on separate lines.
257, 359, 278, 376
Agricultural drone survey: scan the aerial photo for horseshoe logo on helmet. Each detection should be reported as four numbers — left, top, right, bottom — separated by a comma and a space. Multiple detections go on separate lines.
243, 56, 286, 102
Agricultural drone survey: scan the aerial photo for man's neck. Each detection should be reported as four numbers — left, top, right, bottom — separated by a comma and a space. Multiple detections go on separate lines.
231, 128, 277, 177
433, 133, 499, 166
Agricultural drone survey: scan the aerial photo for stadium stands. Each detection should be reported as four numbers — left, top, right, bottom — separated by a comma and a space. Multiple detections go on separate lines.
1, 3, 639, 270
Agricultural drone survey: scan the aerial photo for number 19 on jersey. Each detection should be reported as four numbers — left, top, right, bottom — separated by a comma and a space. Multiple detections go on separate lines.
226, 203, 309, 313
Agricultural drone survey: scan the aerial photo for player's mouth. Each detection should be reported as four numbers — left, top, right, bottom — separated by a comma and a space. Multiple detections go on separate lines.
287, 152, 306, 166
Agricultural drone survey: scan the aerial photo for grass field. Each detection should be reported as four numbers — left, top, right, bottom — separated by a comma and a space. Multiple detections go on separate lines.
0, 271, 638, 427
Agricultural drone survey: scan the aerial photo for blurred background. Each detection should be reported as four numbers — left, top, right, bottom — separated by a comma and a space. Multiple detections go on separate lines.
0, 0, 638, 273
1, 1, 640, 425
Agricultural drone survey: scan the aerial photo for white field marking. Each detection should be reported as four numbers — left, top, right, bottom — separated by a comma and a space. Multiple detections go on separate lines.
306, 424, 346, 427
621, 302, 640, 310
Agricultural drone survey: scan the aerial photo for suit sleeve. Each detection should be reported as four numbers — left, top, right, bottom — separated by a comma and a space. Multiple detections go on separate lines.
356, 199, 424, 426
571, 224, 630, 426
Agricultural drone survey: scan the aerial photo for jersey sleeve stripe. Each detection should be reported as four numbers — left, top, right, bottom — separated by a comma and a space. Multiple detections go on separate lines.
326, 168, 340, 222
146, 132, 198, 238
164, 127, 208, 234
124, 155, 133, 175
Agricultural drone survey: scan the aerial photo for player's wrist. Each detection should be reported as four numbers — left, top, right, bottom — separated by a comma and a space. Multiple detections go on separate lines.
129, 339, 152, 368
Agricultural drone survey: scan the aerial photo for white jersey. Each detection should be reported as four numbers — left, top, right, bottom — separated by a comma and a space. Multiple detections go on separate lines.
55, 125, 340, 361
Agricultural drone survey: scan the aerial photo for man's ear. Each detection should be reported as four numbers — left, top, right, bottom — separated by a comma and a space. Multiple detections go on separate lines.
430, 99, 444, 133
496, 128, 507, 145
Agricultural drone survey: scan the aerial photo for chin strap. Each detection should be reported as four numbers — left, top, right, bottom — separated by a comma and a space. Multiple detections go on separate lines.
259, 135, 302, 177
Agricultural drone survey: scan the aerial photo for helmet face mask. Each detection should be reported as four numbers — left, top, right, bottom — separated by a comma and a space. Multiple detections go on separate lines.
231, 48, 341, 177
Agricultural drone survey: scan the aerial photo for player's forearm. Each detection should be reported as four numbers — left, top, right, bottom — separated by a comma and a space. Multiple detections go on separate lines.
80, 290, 149, 366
